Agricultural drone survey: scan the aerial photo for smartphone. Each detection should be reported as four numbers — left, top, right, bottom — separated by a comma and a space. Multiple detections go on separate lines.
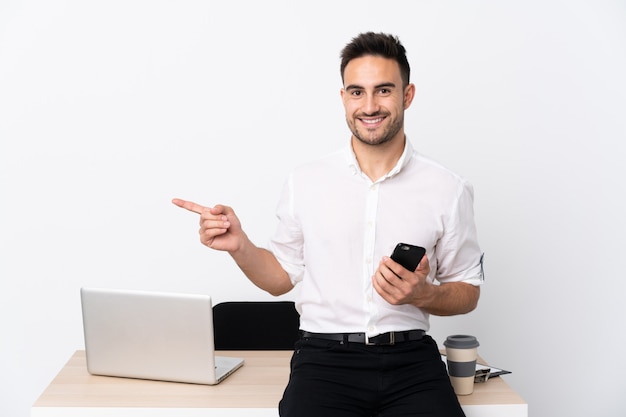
390, 243, 426, 272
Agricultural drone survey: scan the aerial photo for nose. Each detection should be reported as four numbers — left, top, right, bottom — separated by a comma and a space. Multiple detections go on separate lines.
362, 94, 380, 115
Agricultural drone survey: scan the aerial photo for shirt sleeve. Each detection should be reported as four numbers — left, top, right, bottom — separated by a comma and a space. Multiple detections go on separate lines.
266, 174, 306, 285
434, 179, 485, 286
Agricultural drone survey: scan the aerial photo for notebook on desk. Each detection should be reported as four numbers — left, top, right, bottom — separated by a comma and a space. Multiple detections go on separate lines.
80, 287, 244, 385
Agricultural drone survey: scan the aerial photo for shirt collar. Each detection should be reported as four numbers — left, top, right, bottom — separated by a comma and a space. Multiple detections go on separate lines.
345, 138, 414, 182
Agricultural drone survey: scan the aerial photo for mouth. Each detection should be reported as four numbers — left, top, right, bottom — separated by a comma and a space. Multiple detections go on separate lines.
358, 116, 386, 128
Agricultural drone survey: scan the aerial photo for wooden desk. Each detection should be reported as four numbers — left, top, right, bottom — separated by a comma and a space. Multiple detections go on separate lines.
32, 350, 527, 417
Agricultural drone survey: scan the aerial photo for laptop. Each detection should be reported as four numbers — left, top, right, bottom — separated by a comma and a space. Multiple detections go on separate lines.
80, 287, 244, 385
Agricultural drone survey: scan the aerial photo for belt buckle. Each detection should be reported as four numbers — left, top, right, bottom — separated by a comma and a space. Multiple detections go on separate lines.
366, 332, 395, 345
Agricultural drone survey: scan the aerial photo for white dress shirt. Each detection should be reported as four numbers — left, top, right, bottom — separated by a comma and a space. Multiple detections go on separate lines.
267, 140, 484, 337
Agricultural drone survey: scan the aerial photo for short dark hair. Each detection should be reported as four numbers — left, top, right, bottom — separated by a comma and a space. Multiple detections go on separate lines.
340, 32, 410, 87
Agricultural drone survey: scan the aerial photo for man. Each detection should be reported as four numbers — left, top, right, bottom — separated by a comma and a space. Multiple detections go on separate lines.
173, 32, 483, 417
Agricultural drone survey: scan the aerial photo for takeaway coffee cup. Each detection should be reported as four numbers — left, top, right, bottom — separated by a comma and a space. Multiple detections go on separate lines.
444, 335, 479, 395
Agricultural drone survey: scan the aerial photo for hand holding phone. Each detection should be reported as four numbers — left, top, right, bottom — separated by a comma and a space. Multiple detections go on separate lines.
390, 243, 426, 272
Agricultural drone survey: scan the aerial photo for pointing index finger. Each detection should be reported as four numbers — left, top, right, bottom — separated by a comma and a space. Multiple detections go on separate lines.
171, 198, 208, 215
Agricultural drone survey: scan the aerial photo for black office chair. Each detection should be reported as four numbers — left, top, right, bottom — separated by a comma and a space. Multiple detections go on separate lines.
213, 301, 301, 350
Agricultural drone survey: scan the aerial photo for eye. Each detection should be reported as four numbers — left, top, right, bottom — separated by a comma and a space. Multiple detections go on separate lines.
351, 90, 362, 97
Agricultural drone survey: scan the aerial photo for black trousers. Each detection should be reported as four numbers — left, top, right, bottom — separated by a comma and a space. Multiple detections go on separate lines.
279, 334, 466, 417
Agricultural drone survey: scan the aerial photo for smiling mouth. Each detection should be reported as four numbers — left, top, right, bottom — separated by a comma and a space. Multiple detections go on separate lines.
359, 116, 385, 126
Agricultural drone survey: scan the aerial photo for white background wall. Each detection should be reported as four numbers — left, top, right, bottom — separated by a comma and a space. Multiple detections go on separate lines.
1, 1, 625, 416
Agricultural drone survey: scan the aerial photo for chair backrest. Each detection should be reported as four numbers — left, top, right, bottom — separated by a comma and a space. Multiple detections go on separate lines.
212, 301, 300, 350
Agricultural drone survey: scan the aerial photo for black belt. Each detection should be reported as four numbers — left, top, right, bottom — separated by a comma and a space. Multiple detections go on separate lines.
301, 330, 425, 346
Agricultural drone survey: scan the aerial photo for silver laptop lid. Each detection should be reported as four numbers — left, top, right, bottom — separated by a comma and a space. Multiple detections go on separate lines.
80, 287, 243, 385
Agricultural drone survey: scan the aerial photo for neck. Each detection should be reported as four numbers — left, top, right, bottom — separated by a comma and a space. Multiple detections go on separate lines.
351, 134, 406, 182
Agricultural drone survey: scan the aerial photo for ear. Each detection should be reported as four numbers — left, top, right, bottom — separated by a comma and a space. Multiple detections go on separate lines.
340, 87, 350, 109
403, 83, 416, 109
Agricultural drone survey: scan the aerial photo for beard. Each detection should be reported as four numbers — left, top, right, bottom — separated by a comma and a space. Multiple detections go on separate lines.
347, 111, 404, 147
